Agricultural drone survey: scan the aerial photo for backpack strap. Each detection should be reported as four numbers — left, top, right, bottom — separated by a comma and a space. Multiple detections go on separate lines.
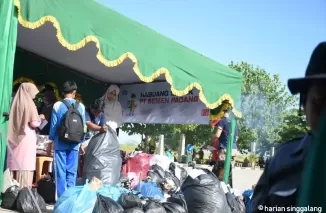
61, 99, 72, 109
74, 101, 80, 110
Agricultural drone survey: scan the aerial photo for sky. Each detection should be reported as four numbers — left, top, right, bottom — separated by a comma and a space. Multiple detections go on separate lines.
97, 0, 326, 143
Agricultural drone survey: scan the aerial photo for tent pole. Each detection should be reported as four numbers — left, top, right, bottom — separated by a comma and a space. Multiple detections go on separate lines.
223, 118, 236, 184
159, 135, 164, 156
178, 134, 186, 162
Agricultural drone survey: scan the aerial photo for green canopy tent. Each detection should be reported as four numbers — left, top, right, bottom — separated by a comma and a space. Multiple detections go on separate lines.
0, 0, 243, 194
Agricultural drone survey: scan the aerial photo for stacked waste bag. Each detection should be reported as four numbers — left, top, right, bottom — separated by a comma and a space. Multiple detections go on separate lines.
1, 169, 48, 213
1, 183, 48, 212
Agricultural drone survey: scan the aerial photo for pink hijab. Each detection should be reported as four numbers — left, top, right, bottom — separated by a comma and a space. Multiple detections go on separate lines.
8, 83, 39, 145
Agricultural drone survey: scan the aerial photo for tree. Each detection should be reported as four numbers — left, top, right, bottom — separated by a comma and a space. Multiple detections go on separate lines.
229, 62, 298, 151
121, 123, 212, 151
278, 109, 309, 143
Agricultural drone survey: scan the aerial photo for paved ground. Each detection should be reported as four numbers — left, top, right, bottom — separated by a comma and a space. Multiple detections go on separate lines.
0, 166, 263, 213
233, 168, 263, 192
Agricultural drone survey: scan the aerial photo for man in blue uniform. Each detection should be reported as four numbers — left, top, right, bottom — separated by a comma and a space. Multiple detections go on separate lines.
215, 108, 238, 161
78, 99, 107, 175
49, 81, 86, 197
83, 99, 107, 145
251, 42, 326, 212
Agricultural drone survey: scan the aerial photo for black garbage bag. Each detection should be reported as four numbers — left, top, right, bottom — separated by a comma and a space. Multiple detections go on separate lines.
1, 185, 20, 210
163, 202, 187, 213
143, 200, 166, 213
37, 177, 55, 203
225, 192, 246, 213
147, 164, 165, 184
181, 169, 231, 213
92, 194, 124, 213
16, 187, 47, 213
83, 128, 122, 185
167, 193, 187, 212
124, 207, 145, 213
119, 193, 143, 209
164, 172, 181, 191
147, 171, 163, 184
169, 163, 187, 184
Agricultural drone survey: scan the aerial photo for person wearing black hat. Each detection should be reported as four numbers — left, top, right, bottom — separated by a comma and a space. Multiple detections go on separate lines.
251, 42, 326, 212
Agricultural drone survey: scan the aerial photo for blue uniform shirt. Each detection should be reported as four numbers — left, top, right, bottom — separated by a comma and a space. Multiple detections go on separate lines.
49, 98, 86, 151
216, 117, 238, 149
85, 108, 106, 139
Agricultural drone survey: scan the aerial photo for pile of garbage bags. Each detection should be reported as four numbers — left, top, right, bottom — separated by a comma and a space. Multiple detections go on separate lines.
1, 185, 47, 213
182, 168, 246, 213
54, 177, 188, 213
1, 169, 47, 213
80, 140, 246, 213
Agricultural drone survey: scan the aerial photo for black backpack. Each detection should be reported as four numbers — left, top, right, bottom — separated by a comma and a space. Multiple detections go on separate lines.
58, 100, 84, 143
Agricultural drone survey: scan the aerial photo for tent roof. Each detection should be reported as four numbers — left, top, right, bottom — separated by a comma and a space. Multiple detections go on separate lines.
14, 0, 242, 115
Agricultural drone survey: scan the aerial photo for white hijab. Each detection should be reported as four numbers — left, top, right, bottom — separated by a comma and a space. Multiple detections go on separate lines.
101, 85, 123, 129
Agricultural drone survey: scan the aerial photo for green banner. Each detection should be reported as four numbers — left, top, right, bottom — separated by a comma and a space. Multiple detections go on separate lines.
0, 0, 18, 202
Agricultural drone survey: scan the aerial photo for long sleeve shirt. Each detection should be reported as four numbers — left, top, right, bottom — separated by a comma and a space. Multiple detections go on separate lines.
49, 98, 86, 151
250, 134, 311, 213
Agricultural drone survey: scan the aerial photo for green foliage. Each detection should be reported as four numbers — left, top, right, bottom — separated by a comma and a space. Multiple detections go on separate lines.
34, 93, 44, 109
247, 153, 259, 163
278, 109, 309, 143
229, 61, 307, 151
234, 154, 246, 163
120, 144, 136, 153
121, 123, 212, 150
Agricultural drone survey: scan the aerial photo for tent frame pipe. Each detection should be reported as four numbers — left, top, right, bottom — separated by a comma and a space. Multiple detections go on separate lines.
223, 117, 236, 184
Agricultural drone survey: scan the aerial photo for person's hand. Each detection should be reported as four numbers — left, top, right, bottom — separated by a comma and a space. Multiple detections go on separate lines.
100, 126, 108, 132
80, 144, 87, 155
39, 114, 45, 120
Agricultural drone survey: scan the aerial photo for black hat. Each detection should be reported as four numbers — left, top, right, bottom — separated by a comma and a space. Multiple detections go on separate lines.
288, 42, 326, 95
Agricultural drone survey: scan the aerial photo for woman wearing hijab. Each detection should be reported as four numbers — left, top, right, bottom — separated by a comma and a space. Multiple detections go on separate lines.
101, 85, 123, 134
38, 90, 57, 135
7, 83, 41, 188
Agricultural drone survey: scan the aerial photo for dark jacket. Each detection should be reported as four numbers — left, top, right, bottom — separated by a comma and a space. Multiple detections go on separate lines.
251, 134, 311, 213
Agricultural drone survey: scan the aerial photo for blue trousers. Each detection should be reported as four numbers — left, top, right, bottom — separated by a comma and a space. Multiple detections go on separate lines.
54, 149, 79, 197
